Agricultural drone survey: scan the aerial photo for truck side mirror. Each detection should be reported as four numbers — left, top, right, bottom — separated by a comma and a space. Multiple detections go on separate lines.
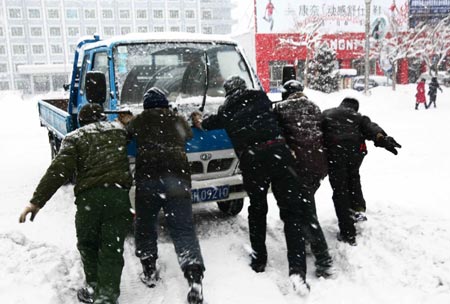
85, 71, 106, 104
282, 65, 296, 85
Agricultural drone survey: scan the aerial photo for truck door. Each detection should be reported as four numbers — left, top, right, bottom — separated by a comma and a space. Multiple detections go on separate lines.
91, 49, 113, 110
77, 52, 93, 113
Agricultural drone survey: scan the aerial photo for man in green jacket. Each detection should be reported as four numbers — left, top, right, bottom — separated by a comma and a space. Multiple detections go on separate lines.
19, 103, 133, 304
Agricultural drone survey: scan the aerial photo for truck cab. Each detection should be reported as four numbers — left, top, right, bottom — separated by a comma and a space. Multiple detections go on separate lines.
38, 33, 261, 215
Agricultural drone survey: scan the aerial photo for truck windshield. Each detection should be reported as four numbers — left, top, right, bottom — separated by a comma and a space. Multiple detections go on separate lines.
113, 42, 256, 116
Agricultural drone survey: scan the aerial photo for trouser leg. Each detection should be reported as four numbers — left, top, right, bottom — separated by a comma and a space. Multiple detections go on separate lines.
241, 163, 270, 264
76, 193, 102, 288
134, 182, 162, 261
349, 156, 366, 213
95, 189, 132, 304
161, 177, 204, 272
270, 148, 306, 277
328, 162, 356, 238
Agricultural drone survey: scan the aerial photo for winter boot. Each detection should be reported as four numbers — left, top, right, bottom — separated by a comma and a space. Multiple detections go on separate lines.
354, 211, 368, 222
184, 264, 204, 304
77, 286, 94, 303
289, 274, 310, 296
337, 232, 357, 246
315, 264, 337, 279
140, 257, 159, 288
249, 252, 267, 273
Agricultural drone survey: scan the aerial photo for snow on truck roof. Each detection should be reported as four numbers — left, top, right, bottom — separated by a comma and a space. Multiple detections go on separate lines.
79, 32, 238, 51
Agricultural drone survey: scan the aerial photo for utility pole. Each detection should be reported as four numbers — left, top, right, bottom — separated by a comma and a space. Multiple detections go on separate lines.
364, 0, 371, 95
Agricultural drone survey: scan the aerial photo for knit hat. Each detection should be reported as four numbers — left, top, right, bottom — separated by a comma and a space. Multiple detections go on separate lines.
78, 103, 106, 126
223, 76, 247, 97
340, 97, 359, 112
143, 87, 169, 109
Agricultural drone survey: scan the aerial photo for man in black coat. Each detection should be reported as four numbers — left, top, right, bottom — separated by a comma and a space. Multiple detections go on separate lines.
275, 80, 333, 278
197, 76, 310, 295
321, 97, 401, 245
127, 88, 205, 304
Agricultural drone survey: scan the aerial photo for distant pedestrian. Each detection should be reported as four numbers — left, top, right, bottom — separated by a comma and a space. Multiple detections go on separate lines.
19, 103, 133, 304
427, 77, 443, 108
321, 98, 401, 246
263, 0, 275, 31
127, 87, 205, 304
275, 80, 335, 278
415, 78, 427, 110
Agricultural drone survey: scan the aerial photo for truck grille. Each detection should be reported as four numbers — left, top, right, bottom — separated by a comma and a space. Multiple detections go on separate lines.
207, 158, 234, 173
189, 158, 234, 174
189, 161, 204, 174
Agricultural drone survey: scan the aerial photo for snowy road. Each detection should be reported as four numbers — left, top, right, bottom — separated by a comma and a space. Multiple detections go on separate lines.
1, 86, 450, 303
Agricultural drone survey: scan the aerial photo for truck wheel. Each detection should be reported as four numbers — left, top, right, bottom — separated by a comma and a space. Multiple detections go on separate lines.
217, 199, 244, 216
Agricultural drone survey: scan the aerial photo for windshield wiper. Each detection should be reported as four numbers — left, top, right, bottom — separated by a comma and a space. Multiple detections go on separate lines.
199, 51, 209, 112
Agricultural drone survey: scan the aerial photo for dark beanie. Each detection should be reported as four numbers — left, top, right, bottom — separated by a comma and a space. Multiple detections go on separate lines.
143, 87, 169, 109
78, 103, 106, 126
340, 97, 359, 112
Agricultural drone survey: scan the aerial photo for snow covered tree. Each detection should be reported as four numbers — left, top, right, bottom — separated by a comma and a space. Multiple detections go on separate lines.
307, 43, 339, 93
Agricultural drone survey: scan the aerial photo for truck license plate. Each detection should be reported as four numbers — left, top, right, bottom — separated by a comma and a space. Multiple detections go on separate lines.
191, 185, 230, 203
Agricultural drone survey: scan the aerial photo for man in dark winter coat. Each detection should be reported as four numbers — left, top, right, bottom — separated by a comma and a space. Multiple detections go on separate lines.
127, 87, 205, 304
427, 77, 443, 108
19, 103, 133, 304
197, 76, 310, 295
274, 80, 334, 278
321, 97, 401, 245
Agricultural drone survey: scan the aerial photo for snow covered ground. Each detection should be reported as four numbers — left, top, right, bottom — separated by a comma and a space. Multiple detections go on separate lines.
1, 85, 450, 304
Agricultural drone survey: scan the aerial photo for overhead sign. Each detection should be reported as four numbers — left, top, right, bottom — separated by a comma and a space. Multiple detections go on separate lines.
255, 0, 409, 34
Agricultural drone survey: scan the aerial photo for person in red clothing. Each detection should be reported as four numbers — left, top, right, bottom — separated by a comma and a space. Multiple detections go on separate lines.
415, 78, 427, 110
263, 0, 275, 31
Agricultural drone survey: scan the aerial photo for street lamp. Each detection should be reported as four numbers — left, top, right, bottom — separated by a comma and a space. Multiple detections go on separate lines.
364, 0, 371, 95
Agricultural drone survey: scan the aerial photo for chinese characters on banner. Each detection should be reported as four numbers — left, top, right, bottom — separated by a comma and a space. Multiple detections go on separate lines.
255, 0, 409, 34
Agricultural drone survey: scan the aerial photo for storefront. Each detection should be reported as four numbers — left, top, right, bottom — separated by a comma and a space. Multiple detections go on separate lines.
254, 0, 411, 91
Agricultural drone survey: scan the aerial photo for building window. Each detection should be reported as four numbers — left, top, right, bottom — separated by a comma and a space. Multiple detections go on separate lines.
16, 80, 31, 93
170, 26, 180, 32
186, 26, 196, 33
153, 26, 164, 32
0, 27, 3, 36
202, 26, 212, 34
119, 9, 130, 19
0, 82, 10, 90
169, 10, 179, 19
153, 10, 163, 19
0, 45, 6, 55
49, 27, 61, 37
47, 9, 60, 19
137, 26, 148, 33
68, 27, 80, 37
51, 44, 63, 54
104, 26, 115, 36
84, 9, 96, 19
12, 45, 26, 55
28, 8, 41, 19
32, 45, 45, 55
66, 8, 79, 19
11, 26, 24, 37
0, 63, 7, 73
102, 9, 113, 19
34, 76, 50, 92
30, 27, 43, 37
69, 44, 77, 53
86, 27, 97, 35
9, 8, 22, 19
185, 10, 195, 19
121, 26, 131, 35
136, 9, 147, 19
202, 10, 212, 20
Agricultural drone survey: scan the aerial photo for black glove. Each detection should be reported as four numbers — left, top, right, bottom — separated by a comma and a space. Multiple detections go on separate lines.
375, 136, 402, 155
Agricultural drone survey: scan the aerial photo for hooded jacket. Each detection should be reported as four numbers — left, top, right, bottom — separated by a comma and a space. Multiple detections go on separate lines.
30, 121, 132, 208
127, 108, 193, 181
274, 92, 327, 179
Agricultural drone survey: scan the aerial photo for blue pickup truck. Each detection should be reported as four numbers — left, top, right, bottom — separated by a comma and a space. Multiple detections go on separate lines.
38, 33, 261, 215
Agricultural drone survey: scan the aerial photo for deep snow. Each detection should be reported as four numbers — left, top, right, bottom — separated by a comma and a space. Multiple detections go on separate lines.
1, 85, 450, 303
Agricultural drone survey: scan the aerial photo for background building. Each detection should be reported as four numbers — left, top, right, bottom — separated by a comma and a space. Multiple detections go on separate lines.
0, 0, 233, 93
